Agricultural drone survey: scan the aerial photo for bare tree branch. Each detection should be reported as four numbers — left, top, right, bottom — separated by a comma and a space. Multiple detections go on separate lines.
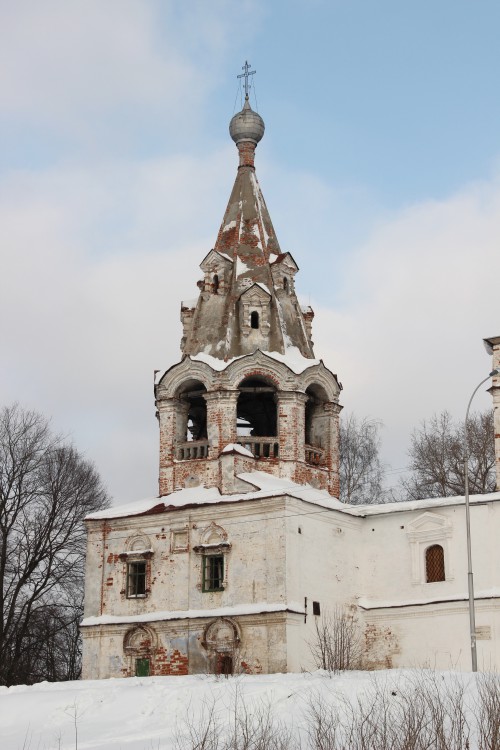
340, 414, 386, 504
0, 403, 110, 685
401, 410, 495, 500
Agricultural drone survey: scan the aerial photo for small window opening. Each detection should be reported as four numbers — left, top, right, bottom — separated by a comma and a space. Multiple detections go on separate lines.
127, 561, 146, 598
426, 544, 445, 582
250, 310, 259, 329
283, 277, 288, 292
213, 274, 219, 294
135, 658, 150, 677
312, 601, 321, 616
203, 555, 224, 592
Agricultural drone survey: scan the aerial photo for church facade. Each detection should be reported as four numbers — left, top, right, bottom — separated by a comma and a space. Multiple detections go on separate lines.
81, 86, 500, 678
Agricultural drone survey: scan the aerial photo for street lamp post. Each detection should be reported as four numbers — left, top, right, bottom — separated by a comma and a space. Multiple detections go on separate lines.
464, 368, 500, 672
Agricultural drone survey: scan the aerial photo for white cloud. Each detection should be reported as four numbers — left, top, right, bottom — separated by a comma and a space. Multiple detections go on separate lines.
0, 0, 260, 146
0, 148, 236, 501
312, 174, 500, 482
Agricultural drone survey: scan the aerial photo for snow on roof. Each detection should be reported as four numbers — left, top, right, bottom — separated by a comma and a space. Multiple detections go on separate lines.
351, 490, 500, 516
81, 600, 305, 628
85, 471, 346, 521
262, 347, 320, 374
236, 256, 249, 276
221, 443, 254, 458
191, 351, 236, 371
190, 349, 320, 375
86, 486, 222, 520
251, 223, 263, 250
255, 282, 271, 295
218, 252, 233, 263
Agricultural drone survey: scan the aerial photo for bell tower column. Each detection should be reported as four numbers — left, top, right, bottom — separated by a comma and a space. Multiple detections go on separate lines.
204, 391, 238, 457
158, 399, 189, 495
323, 402, 342, 497
277, 392, 308, 463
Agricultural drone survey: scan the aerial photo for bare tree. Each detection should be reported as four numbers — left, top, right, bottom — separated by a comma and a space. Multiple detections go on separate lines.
308, 605, 362, 674
0, 404, 110, 686
340, 414, 385, 504
401, 409, 495, 500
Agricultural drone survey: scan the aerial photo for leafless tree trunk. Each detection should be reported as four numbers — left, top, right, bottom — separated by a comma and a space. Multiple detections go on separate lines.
340, 414, 386, 504
0, 404, 109, 685
401, 410, 495, 500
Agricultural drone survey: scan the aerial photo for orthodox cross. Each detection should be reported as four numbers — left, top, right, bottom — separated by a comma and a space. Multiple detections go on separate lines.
237, 61, 256, 98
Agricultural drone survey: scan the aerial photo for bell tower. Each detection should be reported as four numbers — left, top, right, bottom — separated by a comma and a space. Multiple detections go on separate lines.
155, 71, 342, 497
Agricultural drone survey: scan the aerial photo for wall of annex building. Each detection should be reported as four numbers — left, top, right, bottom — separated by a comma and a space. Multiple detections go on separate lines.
81, 613, 288, 679
283, 497, 364, 672
83, 498, 288, 622
353, 498, 500, 670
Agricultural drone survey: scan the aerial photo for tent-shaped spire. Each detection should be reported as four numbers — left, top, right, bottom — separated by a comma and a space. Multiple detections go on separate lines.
181, 96, 314, 361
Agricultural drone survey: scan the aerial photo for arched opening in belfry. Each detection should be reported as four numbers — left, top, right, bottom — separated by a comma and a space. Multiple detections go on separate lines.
176, 379, 208, 459
236, 376, 278, 458
213, 274, 219, 294
250, 311, 259, 329
283, 276, 288, 292
305, 384, 329, 465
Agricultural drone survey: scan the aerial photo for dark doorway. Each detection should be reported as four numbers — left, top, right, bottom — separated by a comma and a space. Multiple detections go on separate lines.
216, 653, 233, 677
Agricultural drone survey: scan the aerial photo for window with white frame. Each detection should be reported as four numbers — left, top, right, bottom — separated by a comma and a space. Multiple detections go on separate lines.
406, 512, 452, 584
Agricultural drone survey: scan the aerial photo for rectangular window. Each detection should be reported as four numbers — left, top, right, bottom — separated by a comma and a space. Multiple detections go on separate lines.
312, 601, 321, 616
203, 555, 224, 592
127, 561, 146, 597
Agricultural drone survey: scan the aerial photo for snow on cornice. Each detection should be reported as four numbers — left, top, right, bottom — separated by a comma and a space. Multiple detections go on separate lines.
221, 443, 254, 458
81, 600, 306, 627
190, 348, 320, 375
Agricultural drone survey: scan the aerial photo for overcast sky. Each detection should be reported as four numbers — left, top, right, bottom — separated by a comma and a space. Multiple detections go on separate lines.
1, 0, 499, 503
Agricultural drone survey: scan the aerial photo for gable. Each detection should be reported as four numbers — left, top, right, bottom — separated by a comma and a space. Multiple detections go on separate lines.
200, 249, 233, 272
239, 282, 271, 303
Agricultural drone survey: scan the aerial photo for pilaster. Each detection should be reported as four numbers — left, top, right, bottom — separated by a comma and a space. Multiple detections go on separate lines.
277, 392, 308, 461
204, 391, 238, 457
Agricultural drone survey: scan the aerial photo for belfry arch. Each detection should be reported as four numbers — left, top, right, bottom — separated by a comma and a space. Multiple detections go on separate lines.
175, 379, 208, 459
236, 375, 278, 459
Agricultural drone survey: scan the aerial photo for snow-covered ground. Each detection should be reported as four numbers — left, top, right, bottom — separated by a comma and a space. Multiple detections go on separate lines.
0, 669, 490, 750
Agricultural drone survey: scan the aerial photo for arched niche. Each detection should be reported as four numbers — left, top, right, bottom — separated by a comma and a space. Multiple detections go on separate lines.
202, 618, 241, 675
237, 375, 277, 439
123, 625, 158, 656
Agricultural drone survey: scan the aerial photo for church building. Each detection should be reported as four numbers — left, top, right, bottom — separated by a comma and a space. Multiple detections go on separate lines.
81, 72, 500, 678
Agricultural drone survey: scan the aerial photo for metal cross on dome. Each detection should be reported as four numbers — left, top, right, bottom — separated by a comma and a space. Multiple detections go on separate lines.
237, 60, 256, 98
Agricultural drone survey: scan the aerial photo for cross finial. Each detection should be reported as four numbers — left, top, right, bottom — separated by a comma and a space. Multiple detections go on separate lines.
237, 60, 256, 98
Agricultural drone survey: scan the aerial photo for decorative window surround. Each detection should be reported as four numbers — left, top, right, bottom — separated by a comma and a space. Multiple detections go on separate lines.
194, 522, 231, 592
171, 527, 189, 553
406, 512, 453, 585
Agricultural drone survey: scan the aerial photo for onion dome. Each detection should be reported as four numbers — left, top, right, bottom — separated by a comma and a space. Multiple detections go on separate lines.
229, 96, 265, 145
